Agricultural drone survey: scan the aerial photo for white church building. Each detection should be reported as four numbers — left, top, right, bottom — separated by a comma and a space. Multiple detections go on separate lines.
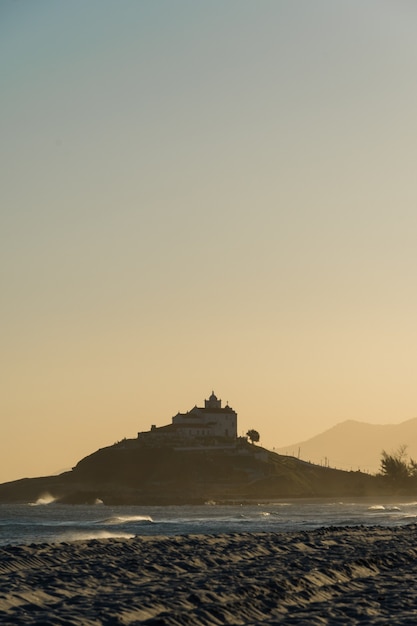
138, 392, 237, 442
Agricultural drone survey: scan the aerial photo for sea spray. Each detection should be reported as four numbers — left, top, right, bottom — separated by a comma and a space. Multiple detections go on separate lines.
29, 493, 56, 506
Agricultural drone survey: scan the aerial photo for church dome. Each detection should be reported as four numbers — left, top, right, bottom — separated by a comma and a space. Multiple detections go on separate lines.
205, 391, 222, 409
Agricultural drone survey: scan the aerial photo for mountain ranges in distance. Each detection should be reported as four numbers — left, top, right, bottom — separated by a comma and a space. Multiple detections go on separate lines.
276, 417, 417, 474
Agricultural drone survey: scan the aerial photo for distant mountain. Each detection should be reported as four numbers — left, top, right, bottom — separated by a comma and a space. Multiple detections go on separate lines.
276, 418, 417, 474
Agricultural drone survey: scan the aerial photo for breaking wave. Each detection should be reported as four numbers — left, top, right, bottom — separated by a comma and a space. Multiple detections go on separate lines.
29, 493, 57, 506
99, 515, 154, 525
60, 530, 135, 542
368, 504, 401, 512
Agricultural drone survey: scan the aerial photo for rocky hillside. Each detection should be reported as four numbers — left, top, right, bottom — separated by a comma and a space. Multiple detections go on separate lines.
0, 438, 397, 505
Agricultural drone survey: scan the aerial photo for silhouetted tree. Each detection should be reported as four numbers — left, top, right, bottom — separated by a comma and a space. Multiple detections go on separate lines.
246, 429, 260, 444
379, 445, 417, 483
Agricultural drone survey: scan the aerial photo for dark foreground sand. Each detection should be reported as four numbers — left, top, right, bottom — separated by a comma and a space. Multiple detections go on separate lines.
1, 525, 417, 625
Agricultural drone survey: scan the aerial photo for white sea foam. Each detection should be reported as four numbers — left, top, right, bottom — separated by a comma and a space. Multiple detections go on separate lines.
61, 530, 135, 542
100, 515, 154, 525
368, 504, 401, 512
29, 493, 57, 506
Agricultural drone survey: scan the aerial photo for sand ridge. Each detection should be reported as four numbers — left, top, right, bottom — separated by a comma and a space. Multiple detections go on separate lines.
1, 525, 417, 624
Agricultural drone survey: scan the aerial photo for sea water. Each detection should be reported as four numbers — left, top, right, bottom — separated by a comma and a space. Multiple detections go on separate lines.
1, 498, 417, 546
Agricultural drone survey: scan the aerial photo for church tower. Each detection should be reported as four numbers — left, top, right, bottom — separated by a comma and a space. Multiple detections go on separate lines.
205, 391, 222, 409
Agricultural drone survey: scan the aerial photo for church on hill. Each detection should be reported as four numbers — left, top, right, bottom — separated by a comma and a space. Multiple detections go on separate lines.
138, 392, 237, 443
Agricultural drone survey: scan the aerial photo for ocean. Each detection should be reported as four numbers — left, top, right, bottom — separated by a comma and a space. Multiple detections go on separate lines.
1, 497, 417, 546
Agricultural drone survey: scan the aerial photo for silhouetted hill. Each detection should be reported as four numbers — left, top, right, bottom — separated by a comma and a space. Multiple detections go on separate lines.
277, 417, 417, 473
0, 438, 401, 504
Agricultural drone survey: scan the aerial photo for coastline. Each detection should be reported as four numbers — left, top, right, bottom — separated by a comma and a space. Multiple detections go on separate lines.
1, 525, 417, 624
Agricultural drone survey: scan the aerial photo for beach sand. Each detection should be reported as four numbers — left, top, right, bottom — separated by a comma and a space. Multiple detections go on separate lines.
1, 525, 417, 624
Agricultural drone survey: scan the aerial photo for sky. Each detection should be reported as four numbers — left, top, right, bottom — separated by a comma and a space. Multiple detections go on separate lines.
2, 0, 417, 483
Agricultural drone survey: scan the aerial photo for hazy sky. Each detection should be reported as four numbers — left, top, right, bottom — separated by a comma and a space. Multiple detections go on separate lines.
2, 1, 417, 483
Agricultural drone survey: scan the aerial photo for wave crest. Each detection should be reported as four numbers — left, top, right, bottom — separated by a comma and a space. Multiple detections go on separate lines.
61, 530, 135, 543
99, 515, 154, 525
29, 493, 57, 506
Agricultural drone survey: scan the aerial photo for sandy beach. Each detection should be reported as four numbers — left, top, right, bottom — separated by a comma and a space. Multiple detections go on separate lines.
1, 525, 417, 625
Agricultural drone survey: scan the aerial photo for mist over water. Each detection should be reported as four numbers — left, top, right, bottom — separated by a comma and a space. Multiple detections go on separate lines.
2, 499, 417, 546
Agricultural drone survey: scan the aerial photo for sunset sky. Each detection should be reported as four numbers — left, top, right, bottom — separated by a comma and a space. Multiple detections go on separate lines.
2, 1, 417, 483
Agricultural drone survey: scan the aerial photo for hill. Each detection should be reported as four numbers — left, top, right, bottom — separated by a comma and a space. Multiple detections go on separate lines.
0, 438, 403, 505
276, 417, 417, 473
